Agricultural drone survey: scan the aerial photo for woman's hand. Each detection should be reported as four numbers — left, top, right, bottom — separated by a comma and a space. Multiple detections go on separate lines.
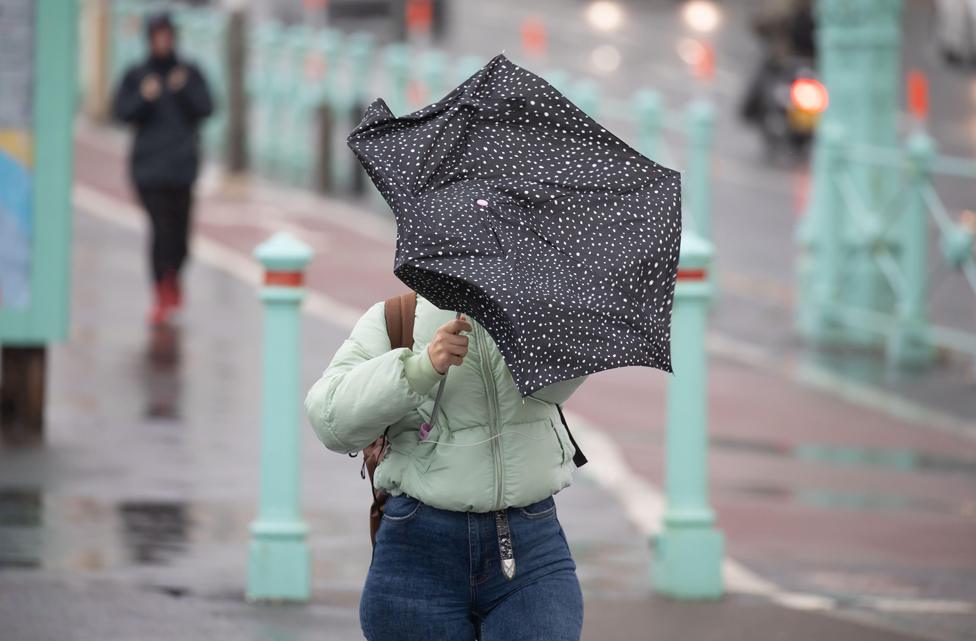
427, 315, 472, 374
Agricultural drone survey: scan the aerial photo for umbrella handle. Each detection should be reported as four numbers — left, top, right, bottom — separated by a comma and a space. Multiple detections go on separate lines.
419, 311, 463, 441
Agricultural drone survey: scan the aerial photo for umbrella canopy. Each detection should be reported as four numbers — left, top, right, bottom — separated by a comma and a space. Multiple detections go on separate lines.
347, 52, 682, 397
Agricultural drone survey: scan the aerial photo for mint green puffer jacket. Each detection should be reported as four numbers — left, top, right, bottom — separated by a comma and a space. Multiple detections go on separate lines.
304, 294, 587, 513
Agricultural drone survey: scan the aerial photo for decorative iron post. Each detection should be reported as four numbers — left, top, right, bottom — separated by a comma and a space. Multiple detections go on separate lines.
889, 131, 935, 367
684, 100, 715, 245
799, 0, 904, 346
799, 123, 846, 342
247, 232, 314, 602
633, 89, 663, 164
653, 232, 725, 600
383, 42, 410, 115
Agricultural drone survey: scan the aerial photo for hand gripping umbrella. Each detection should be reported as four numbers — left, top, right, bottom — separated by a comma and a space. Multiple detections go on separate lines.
347, 53, 682, 417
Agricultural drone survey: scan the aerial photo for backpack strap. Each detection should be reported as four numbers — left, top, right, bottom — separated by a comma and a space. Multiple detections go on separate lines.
384, 291, 417, 350
363, 291, 418, 548
556, 403, 588, 468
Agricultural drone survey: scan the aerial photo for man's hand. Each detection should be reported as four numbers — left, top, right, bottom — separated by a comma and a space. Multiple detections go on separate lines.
140, 73, 162, 101
167, 66, 188, 92
427, 316, 472, 375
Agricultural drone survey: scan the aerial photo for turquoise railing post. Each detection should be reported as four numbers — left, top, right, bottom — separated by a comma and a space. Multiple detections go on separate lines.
383, 42, 410, 114
813, 0, 903, 347
280, 25, 313, 185
247, 232, 314, 603
633, 89, 663, 163
345, 32, 376, 195
889, 131, 936, 367
653, 232, 725, 599
420, 49, 448, 105
542, 69, 570, 95
316, 29, 346, 191
346, 31, 376, 111
798, 124, 846, 343
249, 23, 283, 176
684, 99, 715, 244
454, 55, 483, 85
570, 78, 600, 119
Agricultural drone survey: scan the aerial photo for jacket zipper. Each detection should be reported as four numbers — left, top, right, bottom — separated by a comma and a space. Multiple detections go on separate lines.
475, 321, 504, 510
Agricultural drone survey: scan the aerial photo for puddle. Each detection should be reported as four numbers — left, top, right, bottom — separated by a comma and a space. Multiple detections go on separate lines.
118, 501, 190, 566
141, 324, 183, 420
0, 491, 210, 571
0, 489, 42, 568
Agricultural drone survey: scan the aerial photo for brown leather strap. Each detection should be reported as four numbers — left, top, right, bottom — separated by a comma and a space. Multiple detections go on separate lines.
368, 291, 418, 547
384, 291, 417, 350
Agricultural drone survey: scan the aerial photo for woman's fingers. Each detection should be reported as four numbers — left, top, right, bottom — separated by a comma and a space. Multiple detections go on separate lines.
443, 333, 469, 348
443, 318, 472, 335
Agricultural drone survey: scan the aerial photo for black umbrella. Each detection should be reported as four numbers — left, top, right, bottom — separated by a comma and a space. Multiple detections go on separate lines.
347, 52, 682, 398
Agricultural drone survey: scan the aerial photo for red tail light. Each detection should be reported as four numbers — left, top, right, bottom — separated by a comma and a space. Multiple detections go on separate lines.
790, 78, 829, 113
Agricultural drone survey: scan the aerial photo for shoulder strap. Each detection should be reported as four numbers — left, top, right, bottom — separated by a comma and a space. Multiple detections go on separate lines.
384, 291, 417, 350
556, 404, 588, 468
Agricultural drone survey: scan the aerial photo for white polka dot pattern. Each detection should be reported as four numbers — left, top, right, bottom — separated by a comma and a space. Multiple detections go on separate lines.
347, 53, 682, 397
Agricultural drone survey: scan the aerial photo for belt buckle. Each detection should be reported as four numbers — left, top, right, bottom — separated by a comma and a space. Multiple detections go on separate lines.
494, 510, 516, 580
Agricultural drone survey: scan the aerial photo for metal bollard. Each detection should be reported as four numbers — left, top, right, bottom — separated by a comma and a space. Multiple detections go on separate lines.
569, 78, 600, 119
247, 232, 314, 603
684, 99, 715, 244
420, 49, 448, 104
455, 55, 483, 86
652, 232, 725, 600
346, 32, 376, 196
889, 131, 935, 367
633, 89, 663, 163
383, 42, 410, 114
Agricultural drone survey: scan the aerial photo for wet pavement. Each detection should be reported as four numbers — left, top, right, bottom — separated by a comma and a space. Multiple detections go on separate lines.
58, 118, 976, 640
1, 181, 963, 639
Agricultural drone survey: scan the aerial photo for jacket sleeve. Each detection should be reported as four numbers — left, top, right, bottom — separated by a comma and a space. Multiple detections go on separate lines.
528, 375, 588, 406
173, 64, 214, 122
304, 301, 446, 454
112, 68, 154, 124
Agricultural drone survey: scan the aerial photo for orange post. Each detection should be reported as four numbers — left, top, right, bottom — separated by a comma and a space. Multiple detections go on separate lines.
907, 69, 929, 123
521, 16, 547, 58
406, 0, 433, 35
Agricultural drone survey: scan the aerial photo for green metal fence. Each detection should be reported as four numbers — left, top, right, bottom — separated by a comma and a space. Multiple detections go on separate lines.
797, 125, 976, 365
97, 2, 716, 244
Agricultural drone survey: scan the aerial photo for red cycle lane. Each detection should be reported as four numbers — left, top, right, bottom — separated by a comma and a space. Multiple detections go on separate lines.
74, 129, 976, 615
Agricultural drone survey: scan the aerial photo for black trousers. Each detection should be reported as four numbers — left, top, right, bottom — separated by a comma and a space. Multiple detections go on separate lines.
136, 185, 193, 284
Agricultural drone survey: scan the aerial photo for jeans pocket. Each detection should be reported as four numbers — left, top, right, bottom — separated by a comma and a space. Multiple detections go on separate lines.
516, 495, 557, 520
382, 493, 423, 523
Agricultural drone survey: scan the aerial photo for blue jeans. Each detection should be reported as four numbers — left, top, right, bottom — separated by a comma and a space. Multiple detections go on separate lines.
360, 493, 583, 640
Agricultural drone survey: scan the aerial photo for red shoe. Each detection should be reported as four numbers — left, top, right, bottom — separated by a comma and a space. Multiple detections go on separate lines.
149, 282, 171, 326
160, 272, 182, 309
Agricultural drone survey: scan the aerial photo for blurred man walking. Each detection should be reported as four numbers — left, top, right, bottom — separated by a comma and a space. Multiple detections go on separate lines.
112, 12, 213, 325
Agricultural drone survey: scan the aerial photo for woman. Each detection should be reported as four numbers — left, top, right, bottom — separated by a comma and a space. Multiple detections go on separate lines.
305, 292, 587, 640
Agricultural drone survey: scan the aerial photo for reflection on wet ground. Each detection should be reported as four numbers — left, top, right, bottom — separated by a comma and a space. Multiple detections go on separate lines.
0, 492, 193, 570
711, 434, 976, 478
142, 324, 183, 420
118, 501, 189, 566
708, 434, 976, 517
720, 483, 975, 518
0, 490, 41, 568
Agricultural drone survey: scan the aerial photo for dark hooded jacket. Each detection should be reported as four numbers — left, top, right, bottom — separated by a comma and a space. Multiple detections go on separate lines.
111, 29, 214, 187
